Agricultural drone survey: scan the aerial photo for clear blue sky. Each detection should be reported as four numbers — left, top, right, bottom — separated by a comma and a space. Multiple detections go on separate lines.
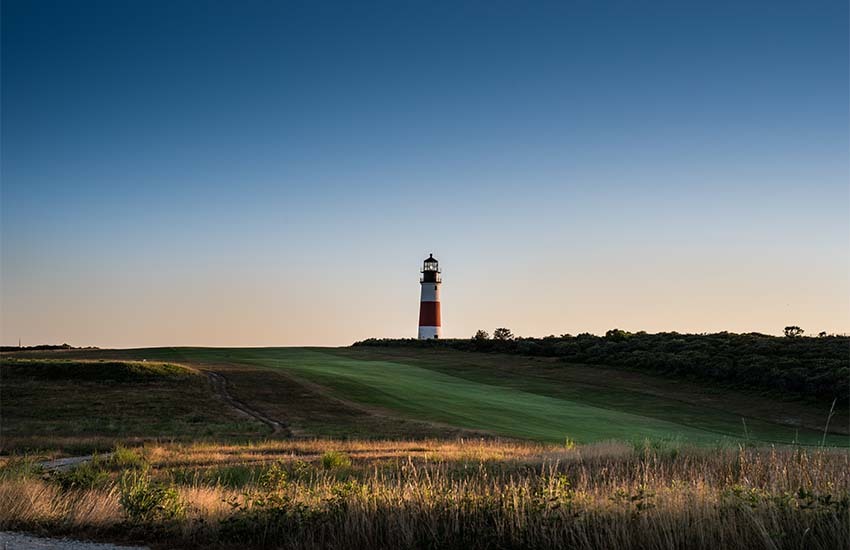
2, 0, 848, 346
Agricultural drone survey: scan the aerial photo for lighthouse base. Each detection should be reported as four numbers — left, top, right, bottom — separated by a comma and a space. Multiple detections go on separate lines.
418, 326, 441, 340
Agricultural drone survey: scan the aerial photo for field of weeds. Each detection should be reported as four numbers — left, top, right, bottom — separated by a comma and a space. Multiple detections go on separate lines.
1, 439, 847, 549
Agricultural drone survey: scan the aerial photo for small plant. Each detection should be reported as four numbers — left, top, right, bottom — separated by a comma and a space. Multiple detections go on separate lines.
321, 451, 351, 470
325, 480, 360, 512
0, 457, 43, 481
54, 459, 109, 490
723, 484, 770, 509
258, 461, 288, 491
110, 445, 147, 470
539, 474, 576, 512
210, 465, 256, 488
119, 468, 185, 523
610, 484, 656, 512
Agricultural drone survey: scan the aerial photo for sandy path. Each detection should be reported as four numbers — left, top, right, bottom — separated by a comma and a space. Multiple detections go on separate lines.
0, 532, 147, 550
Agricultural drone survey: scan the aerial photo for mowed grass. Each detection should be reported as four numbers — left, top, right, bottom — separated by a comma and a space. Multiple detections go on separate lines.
259, 350, 730, 444
332, 347, 850, 443
93, 347, 848, 446
0, 358, 266, 452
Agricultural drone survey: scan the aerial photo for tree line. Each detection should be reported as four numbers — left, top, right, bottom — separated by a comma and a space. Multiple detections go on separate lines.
354, 330, 849, 406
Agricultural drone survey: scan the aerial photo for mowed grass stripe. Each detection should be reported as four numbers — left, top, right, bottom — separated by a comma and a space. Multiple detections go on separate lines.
328, 347, 847, 446
232, 349, 732, 443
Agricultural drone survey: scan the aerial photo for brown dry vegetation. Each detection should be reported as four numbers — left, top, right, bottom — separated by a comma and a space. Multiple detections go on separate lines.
0, 358, 267, 452
1, 439, 848, 549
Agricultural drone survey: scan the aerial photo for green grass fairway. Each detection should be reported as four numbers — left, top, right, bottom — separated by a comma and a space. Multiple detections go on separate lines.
94, 347, 847, 446
251, 349, 730, 443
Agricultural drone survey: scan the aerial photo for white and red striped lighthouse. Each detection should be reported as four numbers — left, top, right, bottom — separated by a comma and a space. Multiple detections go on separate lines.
418, 253, 442, 339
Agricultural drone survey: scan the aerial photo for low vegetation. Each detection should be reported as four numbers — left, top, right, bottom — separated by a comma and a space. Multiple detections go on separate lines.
0, 358, 266, 452
0, 343, 97, 352
320, 450, 352, 470
1, 358, 193, 381
0, 439, 847, 549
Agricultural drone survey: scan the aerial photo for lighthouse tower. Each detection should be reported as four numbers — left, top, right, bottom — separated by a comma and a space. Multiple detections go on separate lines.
418, 254, 442, 339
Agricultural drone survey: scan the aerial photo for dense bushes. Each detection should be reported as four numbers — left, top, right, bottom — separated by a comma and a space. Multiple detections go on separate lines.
0, 343, 98, 352
354, 332, 849, 405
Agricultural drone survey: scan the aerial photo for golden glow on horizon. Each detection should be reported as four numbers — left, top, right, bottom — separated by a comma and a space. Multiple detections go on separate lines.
2, 249, 847, 348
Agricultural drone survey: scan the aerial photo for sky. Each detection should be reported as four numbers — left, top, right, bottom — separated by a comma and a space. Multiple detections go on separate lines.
1, 0, 848, 347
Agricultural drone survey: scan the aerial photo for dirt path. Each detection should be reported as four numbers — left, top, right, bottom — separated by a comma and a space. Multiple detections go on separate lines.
205, 371, 291, 437
268, 366, 491, 439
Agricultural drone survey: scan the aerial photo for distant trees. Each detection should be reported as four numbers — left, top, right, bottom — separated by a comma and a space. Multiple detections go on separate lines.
784, 326, 804, 338
818, 331, 828, 338
493, 328, 514, 341
604, 329, 631, 341
473, 330, 490, 341
0, 343, 80, 352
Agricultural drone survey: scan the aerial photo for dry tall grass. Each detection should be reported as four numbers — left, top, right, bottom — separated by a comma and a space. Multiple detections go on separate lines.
1, 439, 847, 549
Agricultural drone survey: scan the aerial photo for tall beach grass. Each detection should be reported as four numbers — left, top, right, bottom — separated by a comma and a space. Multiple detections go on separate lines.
0, 439, 847, 549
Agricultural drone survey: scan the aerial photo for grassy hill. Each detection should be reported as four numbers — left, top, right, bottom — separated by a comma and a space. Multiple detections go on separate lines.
0, 358, 266, 451
10, 346, 843, 448
357, 333, 850, 406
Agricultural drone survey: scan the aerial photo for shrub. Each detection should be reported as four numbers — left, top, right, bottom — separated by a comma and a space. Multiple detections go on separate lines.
258, 461, 288, 491
110, 445, 147, 470
321, 451, 351, 470
119, 468, 185, 523
219, 493, 317, 545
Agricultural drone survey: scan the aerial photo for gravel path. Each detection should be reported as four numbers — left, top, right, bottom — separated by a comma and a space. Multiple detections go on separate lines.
38, 455, 112, 473
0, 532, 148, 550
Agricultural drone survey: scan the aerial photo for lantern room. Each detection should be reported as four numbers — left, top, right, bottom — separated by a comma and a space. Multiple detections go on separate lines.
420, 253, 441, 283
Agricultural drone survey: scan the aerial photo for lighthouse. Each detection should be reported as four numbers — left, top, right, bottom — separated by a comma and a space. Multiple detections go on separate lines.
418, 253, 442, 339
